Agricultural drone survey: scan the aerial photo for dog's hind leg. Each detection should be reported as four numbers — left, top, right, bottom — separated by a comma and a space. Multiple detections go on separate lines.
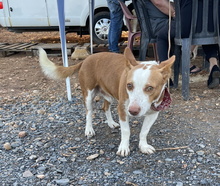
84, 89, 96, 137
139, 112, 159, 154
102, 100, 119, 128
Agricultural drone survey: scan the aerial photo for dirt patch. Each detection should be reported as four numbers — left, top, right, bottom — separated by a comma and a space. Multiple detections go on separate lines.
0, 27, 220, 123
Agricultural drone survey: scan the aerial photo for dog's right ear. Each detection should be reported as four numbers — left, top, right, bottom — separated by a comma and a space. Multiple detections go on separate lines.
124, 47, 139, 69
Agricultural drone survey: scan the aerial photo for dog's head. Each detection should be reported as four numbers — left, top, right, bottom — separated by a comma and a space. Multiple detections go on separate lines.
123, 47, 175, 117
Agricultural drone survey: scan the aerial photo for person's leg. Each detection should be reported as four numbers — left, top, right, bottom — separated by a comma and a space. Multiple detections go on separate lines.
203, 44, 219, 71
203, 44, 220, 88
107, 0, 124, 53
156, 20, 175, 62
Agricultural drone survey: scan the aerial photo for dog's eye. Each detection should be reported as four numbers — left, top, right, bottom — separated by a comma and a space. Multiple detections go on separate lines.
127, 83, 133, 90
145, 86, 154, 92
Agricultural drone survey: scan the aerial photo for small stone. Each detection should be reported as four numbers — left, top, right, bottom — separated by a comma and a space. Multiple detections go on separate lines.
133, 170, 143, 174
197, 157, 203, 162
37, 166, 46, 172
18, 131, 27, 138
195, 97, 201, 101
55, 179, 70, 185
165, 158, 172, 162
116, 160, 125, 165
33, 90, 40, 94
94, 96, 100, 102
198, 144, 205, 148
37, 110, 46, 115
56, 169, 63, 174
23, 170, 33, 177
108, 144, 115, 149
11, 141, 21, 148
133, 120, 139, 124
104, 172, 111, 176
3, 142, 11, 150
176, 182, 183, 186
188, 149, 194, 153
36, 156, 45, 162
217, 152, 220, 157
200, 179, 208, 184
71, 46, 90, 60
182, 164, 187, 169
196, 150, 205, 156
36, 174, 45, 179
36, 142, 43, 147
192, 159, 197, 164
59, 157, 67, 162
29, 155, 38, 160
86, 154, 99, 160
75, 137, 80, 141
99, 150, 105, 154
48, 117, 54, 120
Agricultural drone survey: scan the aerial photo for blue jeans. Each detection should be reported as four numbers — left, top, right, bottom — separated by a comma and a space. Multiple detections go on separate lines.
107, 0, 125, 53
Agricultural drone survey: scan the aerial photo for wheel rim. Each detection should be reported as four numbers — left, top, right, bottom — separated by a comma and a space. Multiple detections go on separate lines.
94, 18, 110, 42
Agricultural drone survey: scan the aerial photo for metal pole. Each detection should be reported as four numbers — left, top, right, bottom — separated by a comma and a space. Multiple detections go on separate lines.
89, 0, 94, 54
56, 0, 72, 101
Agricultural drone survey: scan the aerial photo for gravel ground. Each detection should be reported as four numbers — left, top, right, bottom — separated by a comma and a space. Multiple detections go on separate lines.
1, 88, 220, 186
0, 28, 220, 185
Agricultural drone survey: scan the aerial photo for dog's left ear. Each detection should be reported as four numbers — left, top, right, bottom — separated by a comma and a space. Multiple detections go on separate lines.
124, 47, 139, 69
158, 55, 176, 80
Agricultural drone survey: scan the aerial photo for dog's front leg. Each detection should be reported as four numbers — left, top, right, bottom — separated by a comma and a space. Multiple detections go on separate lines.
116, 117, 130, 157
85, 90, 95, 137
139, 112, 159, 154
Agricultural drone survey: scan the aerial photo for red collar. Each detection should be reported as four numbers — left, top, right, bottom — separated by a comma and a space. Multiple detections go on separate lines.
151, 87, 172, 111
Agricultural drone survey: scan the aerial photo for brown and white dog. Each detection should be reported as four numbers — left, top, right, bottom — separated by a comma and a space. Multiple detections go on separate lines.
39, 47, 175, 156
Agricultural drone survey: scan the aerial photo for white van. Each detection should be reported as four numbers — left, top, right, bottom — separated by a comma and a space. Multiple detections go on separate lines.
0, 0, 132, 44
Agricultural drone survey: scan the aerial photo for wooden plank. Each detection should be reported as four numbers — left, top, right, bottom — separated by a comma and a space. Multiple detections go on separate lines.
5, 43, 34, 50
14, 43, 37, 50
31, 43, 78, 57
98, 44, 105, 47
82, 43, 90, 47
122, 41, 128, 46
0, 43, 8, 47
31, 43, 77, 50
0, 43, 24, 50
92, 44, 98, 47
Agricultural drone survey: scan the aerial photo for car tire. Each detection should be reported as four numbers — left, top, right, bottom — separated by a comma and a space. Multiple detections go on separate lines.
92, 11, 110, 44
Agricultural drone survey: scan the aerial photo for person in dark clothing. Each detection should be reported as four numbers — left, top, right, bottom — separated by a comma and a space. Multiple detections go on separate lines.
157, 0, 220, 88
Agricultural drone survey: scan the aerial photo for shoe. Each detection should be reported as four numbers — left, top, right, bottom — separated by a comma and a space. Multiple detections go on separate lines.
190, 65, 201, 74
207, 65, 220, 89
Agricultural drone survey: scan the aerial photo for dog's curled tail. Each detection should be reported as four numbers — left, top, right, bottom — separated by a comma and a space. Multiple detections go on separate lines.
39, 48, 82, 80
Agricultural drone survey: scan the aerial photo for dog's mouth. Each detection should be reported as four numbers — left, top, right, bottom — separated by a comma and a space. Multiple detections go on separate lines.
151, 88, 172, 111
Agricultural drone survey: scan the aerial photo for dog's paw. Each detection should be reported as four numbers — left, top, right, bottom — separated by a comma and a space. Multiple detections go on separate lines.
108, 122, 120, 129
85, 127, 95, 137
116, 144, 130, 157
139, 143, 155, 154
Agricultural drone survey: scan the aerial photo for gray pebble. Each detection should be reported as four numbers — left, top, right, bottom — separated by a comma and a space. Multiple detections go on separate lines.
133, 170, 143, 174
176, 182, 183, 186
55, 179, 70, 185
196, 150, 205, 156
